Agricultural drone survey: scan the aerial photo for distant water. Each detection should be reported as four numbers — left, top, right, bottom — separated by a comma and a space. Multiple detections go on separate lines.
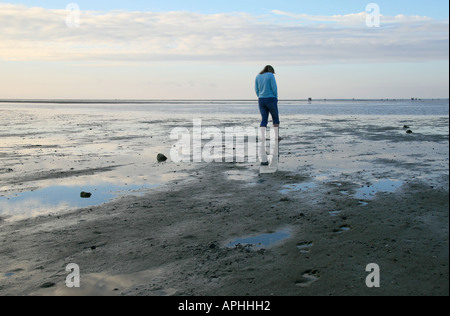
0, 99, 448, 116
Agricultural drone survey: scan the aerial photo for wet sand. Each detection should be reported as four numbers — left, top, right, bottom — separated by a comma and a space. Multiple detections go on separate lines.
0, 103, 448, 296
1, 163, 448, 296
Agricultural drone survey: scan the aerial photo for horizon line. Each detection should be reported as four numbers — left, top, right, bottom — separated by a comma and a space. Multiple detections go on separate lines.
0, 98, 448, 104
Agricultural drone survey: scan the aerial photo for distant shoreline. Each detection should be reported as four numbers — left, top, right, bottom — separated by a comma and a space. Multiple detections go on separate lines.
0, 98, 448, 104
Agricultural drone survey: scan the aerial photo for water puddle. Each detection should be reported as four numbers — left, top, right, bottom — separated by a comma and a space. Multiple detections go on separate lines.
226, 228, 291, 250
279, 182, 318, 195
0, 182, 159, 221
354, 179, 403, 200
32, 269, 177, 296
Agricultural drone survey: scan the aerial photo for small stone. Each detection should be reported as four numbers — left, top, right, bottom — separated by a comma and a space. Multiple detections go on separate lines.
40, 282, 56, 288
406, 130, 413, 134
80, 192, 92, 198
157, 153, 168, 162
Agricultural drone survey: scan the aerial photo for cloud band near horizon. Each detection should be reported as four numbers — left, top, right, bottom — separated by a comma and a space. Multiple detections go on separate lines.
0, 3, 448, 65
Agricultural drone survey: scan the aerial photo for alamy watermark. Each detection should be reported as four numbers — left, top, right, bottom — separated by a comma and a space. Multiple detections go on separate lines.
366, 263, 381, 288
170, 119, 277, 163
65, 263, 80, 288
366, 3, 381, 28
66, 3, 81, 29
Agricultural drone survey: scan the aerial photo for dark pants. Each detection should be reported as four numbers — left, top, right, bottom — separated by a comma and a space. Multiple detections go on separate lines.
259, 97, 280, 127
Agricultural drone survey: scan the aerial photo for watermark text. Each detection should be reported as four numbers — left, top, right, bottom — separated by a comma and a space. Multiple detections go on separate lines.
366, 3, 381, 27
170, 119, 277, 163
66, 3, 81, 29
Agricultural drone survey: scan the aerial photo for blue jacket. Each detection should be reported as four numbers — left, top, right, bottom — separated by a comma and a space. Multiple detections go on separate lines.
255, 72, 278, 98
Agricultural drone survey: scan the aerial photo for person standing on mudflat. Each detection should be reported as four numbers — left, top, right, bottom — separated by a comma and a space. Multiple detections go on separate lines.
255, 65, 280, 166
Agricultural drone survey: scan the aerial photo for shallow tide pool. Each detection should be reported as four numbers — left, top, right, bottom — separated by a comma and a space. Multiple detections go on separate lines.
0, 181, 159, 221
226, 228, 291, 250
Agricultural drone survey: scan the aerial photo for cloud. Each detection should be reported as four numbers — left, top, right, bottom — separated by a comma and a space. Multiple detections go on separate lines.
0, 3, 448, 65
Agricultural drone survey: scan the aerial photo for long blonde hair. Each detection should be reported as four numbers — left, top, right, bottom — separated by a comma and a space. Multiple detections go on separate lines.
259, 65, 275, 75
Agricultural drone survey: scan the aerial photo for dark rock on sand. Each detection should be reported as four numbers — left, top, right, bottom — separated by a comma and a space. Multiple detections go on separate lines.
406, 130, 413, 134
40, 282, 56, 288
80, 192, 92, 198
157, 153, 168, 162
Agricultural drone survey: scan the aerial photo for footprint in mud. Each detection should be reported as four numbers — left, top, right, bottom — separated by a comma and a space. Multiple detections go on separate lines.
296, 242, 314, 254
333, 224, 351, 233
295, 269, 320, 288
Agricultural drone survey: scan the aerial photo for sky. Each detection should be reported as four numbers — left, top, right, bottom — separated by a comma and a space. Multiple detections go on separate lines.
0, 0, 448, 99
